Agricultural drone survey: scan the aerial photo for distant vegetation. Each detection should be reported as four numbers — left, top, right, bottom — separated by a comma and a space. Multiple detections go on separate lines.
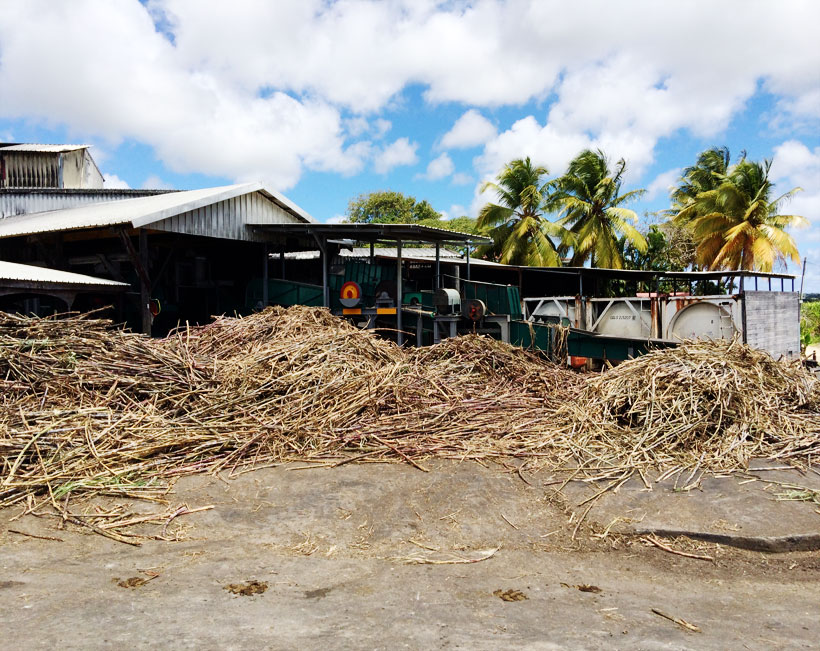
802, 301, 820, 346
345, 190, 480, 236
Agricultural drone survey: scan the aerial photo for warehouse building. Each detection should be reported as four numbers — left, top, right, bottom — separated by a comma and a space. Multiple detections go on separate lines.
0, 145, 486, 337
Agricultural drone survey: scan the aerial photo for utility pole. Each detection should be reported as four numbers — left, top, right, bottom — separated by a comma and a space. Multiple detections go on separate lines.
800, 256, 808, 300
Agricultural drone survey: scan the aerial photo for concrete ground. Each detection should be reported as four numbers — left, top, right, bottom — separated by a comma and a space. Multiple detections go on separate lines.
1, 460, 819, 649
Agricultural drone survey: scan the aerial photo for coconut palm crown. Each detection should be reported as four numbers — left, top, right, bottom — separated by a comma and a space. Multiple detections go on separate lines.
476, 157, 569, 266
670, 146, 731, 209
673, 157, 806, 271
551, 149, 647, 269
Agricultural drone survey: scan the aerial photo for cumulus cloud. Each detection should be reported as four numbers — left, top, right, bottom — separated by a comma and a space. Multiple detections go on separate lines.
451, 172, 473, 186
373, 119, 392, 139
0, 0, 368, 190
645, 168, 682, 202
102, 173, 130, 189
443, 204, 467, 220
417, 153, 454, 181
771, 140, 820, 225
1, 0, 818, 201
440, 110, 496, 149
373, 137, 418, 174
141, 175, 174, 190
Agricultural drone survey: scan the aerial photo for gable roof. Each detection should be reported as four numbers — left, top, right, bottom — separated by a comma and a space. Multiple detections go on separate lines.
0, 182, 316, 239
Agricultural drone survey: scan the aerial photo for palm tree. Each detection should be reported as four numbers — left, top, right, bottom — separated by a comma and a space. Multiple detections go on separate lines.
476, 157, 569, 266
671, 146, 731, 209
551, 149, 647, 269
674, 158, 806, 271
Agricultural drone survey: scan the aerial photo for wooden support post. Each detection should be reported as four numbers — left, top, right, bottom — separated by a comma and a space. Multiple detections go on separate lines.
139, 229, 151, 335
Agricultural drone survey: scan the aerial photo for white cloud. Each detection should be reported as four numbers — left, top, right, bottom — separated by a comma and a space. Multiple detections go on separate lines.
474, 117, 592, 181
345, 116, 369, 138
0, 0, 369, 190
0, 0, 818, 201
344, 116, 390, 140
417, 153, 454, 181
445, 204, 467, 220
141, 174, 174, 189
102, 173, 130, 189
645, 168, 682, 202
451, 172, 473, 186
326, 214, 346, 224
440, 110, 496, 149
373, 137, 418, 174
771, 140, 820, 225
149, 0, 820, 119
373, 119, 392, 139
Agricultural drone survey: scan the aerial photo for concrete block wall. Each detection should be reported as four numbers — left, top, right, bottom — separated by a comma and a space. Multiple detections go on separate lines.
743, 291, 800, 360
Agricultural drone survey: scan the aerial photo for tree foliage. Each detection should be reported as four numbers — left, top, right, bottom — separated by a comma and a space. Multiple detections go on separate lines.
476, 157, 568, 266
671, 146, 731, 208
345, 190, 479, 236
346, 190, 442, 224
801, 301, 820, 347
672, 151, 806, 271
551, 149, 647, 269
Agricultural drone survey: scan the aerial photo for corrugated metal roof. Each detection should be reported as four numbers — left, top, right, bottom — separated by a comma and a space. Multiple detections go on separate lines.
0, 260, 127, 286
0, 182, 316, 239
0, 189, 175, 219
251, 222, 489, 245
0, 143, 90, 153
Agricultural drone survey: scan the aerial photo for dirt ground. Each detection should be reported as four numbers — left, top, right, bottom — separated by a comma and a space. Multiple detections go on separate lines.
1, 460, 819, 650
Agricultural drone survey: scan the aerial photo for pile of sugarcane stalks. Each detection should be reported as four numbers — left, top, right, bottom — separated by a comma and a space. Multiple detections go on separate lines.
566, 338, 820, 471
2, 307, 820, 521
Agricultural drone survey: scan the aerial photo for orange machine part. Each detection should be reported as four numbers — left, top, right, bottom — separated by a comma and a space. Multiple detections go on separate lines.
340, 281, 361, 299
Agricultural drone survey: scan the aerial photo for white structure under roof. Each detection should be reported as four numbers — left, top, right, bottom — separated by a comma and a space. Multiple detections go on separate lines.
283, 247, 502, 267
0, 182, 316, 241
0, 143, 103, 189
0, 260, 126, 287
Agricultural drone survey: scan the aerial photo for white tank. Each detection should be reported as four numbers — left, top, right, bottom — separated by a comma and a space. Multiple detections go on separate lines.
592, 300, 651, 338
667, 301, 735, 341
528, 298, 576, 325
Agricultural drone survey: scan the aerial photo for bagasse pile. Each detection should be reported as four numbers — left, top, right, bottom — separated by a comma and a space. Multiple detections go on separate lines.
573, 341, 820, 468
1, 306, 819, 512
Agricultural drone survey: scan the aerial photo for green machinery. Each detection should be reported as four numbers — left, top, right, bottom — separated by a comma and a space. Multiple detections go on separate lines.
247, 259, 673, 363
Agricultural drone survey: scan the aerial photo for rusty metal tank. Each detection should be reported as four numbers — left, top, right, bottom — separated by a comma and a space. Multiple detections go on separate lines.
664, 297, 738, 341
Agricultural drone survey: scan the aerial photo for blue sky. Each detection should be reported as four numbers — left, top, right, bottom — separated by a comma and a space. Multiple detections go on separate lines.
1, 0, 818, 285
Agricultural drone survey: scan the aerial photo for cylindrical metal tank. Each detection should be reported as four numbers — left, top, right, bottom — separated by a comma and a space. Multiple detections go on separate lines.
526, 297, 576, 325
666, 301, 735, 341
591, 300, 651, 338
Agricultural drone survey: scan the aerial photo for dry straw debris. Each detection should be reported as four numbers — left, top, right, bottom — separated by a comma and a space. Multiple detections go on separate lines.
1, 305, 819, 522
